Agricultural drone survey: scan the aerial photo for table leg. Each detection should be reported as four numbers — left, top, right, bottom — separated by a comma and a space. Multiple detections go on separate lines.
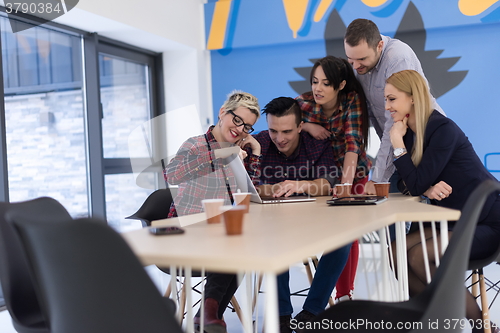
418, 221, 432, 284
253, 274, 261, 333
378, 227, 390, 301
384, 226, 397, 301
184, 267, 194, 333
264, 273, 279, 333
369, 234, 381, 300
440, 220, 449, 255
395, 221, 409, 301
237, 272, 254, 333
244, 272, 254, 333
200, 269, 205, 333
359, 234, 373, 300
170, 265, 181, 322
431, 221, 440, 267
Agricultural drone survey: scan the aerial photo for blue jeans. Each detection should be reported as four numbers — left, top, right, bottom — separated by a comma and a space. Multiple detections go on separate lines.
277, 243, 351, 316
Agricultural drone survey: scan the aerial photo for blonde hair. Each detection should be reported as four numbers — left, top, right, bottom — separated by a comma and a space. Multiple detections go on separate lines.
221, 90, 260, 119
386, 70, 433, 166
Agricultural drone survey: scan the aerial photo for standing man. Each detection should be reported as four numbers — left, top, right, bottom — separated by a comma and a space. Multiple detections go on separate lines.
250, 97, 351, 333
344, 18, 444, 194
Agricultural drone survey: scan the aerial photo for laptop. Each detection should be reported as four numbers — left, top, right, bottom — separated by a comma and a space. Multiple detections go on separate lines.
227, 155, 316, 204
326, 195, 387, 206
257, 194, 316, 204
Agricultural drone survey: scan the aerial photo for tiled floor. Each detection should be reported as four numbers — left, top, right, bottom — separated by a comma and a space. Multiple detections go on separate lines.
1, 246, 499, 333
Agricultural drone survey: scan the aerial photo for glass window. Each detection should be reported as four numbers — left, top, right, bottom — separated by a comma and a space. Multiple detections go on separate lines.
100, 54, 151, 159
1, 17, 89, 218
0, 15, 163, 229
99, 52, 156, 231
105, 173, 154, 231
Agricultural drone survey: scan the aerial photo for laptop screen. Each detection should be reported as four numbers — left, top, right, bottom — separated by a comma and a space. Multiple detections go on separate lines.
227, 155, 315, 204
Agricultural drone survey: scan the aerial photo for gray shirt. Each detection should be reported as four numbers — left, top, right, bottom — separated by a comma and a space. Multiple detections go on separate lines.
356, 35, 444, 182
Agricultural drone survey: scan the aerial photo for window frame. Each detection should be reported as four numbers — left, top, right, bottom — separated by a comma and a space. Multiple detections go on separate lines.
0, 8, 165, 221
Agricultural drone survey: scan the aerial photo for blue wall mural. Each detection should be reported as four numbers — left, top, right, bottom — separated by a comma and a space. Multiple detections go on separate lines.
204, 0, 500, 178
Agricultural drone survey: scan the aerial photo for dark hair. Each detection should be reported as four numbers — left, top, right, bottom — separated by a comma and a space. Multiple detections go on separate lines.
310, 55, 369, 150
344, 18, 382, 50
262, 97, 302, 126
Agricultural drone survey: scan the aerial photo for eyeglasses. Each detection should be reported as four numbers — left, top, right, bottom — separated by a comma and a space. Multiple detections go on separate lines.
227, 110, 254, 134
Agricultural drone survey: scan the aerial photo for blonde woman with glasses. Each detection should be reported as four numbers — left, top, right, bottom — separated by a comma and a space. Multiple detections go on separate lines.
165, 90, 261, 333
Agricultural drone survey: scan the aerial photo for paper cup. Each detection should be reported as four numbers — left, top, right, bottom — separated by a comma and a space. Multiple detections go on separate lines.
220, 205, 246, 235
232, 192, 251, 213
374, 182, 391, 198
201, 199, 224, 224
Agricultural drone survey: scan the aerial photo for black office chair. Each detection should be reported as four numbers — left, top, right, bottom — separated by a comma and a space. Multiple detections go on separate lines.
125, 188, 173, 228
125, 189, 200, 306
0, 284, 5, 310
302, 180, 500, 333
486, 253, 500, 309
126, 189, 244, 322
0, 197, 72, 333
467, 234, 500, 329
9, 215, 182, 333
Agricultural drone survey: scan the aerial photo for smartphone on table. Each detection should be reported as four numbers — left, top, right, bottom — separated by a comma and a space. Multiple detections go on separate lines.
149, 226, 185, 236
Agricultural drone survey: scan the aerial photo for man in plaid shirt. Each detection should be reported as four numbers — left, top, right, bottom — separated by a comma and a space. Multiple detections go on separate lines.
252, 97, 351, 332
253, 98, 337, 197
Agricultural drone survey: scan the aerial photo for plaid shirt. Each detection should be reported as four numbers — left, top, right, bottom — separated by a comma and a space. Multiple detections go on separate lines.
296, 91, 371, 182
252, 130, 338, 186
164, 127, 261, 217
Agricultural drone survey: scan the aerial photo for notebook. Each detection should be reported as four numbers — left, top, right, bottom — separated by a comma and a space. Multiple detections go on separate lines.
227, 155, 316, 204
326, 195, 387, 206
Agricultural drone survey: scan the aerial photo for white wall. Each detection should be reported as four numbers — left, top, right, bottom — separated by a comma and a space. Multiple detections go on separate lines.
52, 0, 213, 139
73, 0, 205, 49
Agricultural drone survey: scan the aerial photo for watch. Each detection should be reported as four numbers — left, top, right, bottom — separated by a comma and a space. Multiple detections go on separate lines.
393, 147, 407, 159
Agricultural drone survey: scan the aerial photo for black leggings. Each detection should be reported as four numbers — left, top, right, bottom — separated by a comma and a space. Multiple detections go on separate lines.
406, 196, 500, 261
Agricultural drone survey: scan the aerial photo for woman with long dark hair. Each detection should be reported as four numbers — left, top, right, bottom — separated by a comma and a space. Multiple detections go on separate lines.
296, 55, 371, 305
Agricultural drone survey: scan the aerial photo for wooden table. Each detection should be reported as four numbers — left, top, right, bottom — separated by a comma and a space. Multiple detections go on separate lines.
122, 194, 460, 333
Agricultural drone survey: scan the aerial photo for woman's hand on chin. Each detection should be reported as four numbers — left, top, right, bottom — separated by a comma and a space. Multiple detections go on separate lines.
390, 116, 409, 146
237, 135, 261, 156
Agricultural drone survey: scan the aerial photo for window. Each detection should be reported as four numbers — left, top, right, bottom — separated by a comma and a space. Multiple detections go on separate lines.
99, 44, 161, 231
1, 16, 88, 217
0, 11, 164, 231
